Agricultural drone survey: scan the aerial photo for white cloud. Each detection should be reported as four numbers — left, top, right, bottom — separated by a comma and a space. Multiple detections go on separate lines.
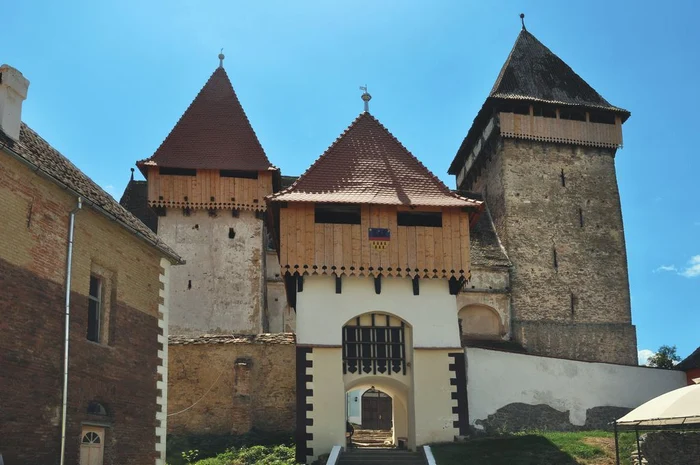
654, 265, 677, 273
680, 255, 700, 278
638, 349, 655, 366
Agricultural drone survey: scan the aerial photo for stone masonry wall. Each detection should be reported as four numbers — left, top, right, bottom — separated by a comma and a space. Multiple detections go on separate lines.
464, 137, 636, 365
159, 209, 265, 335
0, 153, 164, 464
167, 336, 296, 436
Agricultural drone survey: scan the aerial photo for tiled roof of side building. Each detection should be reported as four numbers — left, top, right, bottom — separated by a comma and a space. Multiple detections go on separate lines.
457, 192, 510, 268
269, 112, 482, 208
4, 123, 181, 263
449, 28, 629, 175
137, 67, 275, 174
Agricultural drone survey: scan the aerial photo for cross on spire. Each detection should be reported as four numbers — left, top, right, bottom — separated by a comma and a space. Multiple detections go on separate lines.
218, 48, 225, 68
520, 13, 526, 30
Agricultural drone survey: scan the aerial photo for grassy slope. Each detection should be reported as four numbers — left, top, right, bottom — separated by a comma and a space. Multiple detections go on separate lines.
431, 431, 636, 465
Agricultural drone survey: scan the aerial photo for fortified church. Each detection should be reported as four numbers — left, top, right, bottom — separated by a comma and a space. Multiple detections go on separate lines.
121, 22, 645, 463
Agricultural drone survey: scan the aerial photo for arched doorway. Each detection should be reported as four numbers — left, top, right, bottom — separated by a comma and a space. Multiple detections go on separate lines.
361, 388, 392, 430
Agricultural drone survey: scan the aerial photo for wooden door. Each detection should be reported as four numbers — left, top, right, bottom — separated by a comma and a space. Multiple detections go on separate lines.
80, 427, 104, 465
361, 390, 392, 430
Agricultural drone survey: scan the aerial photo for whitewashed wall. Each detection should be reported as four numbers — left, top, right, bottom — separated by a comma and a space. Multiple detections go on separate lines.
466, 348, 686, 428
296, 275, 461, 348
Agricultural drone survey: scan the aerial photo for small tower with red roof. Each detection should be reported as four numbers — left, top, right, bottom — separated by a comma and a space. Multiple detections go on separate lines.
135, 57, 290, 335
267, 92, 481, 462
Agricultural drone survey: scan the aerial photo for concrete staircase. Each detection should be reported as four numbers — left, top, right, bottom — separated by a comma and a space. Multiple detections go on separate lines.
337, 448, 426, 465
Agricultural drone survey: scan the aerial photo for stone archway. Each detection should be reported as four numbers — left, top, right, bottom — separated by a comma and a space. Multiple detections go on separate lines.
458, 304, 504, 339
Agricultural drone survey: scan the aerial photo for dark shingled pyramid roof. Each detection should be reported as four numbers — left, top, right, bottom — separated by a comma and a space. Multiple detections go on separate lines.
268, 112, 481, 208
137, 67, 273, 174
449, 28, 629, 175
490, 28, 629, 114
119, 177, 158, 234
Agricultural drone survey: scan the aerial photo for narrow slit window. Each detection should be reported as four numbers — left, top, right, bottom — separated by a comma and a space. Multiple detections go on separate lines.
220, 170, 258, 179
87, 276, 102, 342
158, 167, 196, 176
314, 204, 361, 225
397, 211, 442, 227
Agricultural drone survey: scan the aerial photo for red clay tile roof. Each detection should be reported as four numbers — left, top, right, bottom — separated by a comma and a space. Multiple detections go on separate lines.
137, 67, 273, 173
3, 123, 181, 263
268, 112, 481, 208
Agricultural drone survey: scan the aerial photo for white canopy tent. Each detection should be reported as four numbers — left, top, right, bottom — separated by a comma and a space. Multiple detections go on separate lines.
613, 384, 700, 465
616, 383, 700, 427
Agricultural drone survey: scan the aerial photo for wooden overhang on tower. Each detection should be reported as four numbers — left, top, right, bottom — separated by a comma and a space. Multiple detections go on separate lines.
448, 27, 631, 188
136, 66, 279, 212
266, 112, 483, 297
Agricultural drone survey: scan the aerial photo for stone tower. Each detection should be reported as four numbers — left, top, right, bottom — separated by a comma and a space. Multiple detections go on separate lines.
448, 27, 637, 365
133, 62, 293, 335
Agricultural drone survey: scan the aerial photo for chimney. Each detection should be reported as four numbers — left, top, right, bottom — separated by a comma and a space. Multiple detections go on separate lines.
0, 64, 30, 141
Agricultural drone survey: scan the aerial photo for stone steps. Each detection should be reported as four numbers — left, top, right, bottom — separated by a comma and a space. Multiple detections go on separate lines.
337, 449, 426, 465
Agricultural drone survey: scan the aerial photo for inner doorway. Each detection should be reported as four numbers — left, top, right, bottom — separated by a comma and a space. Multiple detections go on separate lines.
362, 388, 392, 430
80, 426, 105, 465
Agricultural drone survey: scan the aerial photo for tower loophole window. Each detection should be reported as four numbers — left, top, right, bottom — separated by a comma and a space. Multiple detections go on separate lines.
343, 314, 406, 376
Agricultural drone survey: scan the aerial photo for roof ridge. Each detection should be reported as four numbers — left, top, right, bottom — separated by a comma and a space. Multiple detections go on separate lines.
269, 112, 365, 199
136, 67, 221, 166
136, 67, 273, 172
364, 112, 466, 201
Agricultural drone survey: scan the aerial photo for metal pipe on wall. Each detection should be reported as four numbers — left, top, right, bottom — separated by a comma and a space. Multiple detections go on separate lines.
59, 197, 82, 465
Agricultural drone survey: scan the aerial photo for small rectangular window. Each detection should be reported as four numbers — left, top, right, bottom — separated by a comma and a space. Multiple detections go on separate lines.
220, 170, 258, 179
397, 211, 442, 227
588, 112, 616, 125
559, 109, 586, 121
533, 105, 557, 118
159, 167, 196, 176
87, 275, 102, 342
314, 204, 361, 225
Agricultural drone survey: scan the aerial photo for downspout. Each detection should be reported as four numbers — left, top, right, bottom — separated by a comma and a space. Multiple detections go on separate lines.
60, 197, 82, 465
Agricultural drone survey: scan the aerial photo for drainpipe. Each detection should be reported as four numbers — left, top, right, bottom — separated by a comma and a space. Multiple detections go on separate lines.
60, 197, 82, 465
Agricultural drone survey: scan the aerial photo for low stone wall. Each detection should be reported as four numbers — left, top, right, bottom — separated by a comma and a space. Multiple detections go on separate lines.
642, 431, 700, 465
167, 334, 296, 436
466, 347, 686, 433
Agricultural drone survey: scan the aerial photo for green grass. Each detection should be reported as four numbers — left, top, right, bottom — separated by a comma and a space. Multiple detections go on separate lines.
430, 430, 638, 465
188, 444, 295, 465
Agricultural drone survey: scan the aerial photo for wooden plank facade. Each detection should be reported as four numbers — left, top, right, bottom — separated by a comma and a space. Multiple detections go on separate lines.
499, 111, 623, 149
278, 203, 471, 279
146, 168, 273, 211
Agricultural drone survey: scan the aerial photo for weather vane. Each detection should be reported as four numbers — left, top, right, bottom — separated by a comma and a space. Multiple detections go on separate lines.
360, 85, 372, 113
218, 48, 225, 68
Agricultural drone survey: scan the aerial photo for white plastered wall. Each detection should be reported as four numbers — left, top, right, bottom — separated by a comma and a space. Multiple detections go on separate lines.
158, 209, 264, 334
466, 347, 687, 428
413, 349, 459, 445
296, 275, 461, 348
307, 348, 346, 461
298, 275, 461, 459
155, 258, 171, 465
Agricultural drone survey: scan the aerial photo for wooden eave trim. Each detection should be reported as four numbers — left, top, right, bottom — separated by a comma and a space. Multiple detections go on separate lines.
148, 200, 267, 212
281, 267, 469, 280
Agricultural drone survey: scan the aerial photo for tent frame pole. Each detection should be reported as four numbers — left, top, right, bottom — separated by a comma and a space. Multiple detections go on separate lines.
635, 427, 642, 464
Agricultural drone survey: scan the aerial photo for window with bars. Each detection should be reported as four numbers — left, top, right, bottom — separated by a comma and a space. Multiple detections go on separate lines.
342, 314, 406, 375
87, 275, 102, 342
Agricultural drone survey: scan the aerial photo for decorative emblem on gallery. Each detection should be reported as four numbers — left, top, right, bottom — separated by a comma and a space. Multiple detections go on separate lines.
368, 228, 390, 250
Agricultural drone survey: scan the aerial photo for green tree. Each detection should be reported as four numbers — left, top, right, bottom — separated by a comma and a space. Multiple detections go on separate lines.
647, 345, 681, 369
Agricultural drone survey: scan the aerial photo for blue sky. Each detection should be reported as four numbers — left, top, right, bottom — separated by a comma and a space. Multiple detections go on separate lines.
5, 0, 698, 361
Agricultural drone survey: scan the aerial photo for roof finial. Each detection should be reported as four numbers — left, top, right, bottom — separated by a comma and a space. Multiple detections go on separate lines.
218, 48, 225, 68
130, 167, 135, 181
520, 13, 526, 31
360, 85, 372, 113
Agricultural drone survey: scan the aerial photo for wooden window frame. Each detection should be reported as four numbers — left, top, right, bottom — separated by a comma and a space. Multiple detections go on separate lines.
87, 275, 102, 343
87, 264, 114, 345
342, 314, 406, 376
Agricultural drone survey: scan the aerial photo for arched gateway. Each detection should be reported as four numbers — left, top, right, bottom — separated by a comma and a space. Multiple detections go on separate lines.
268, 108, 480, 463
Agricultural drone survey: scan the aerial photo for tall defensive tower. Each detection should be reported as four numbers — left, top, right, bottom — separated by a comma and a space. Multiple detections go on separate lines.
135, 58, 288, 335
449, 24, 637, 364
